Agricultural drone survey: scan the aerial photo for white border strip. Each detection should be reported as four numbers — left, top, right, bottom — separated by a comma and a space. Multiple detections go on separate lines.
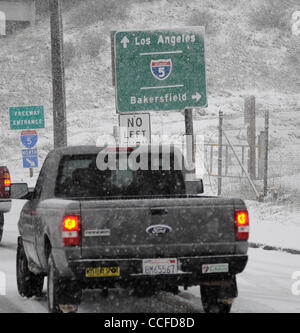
141, 84, 184, 90
140, 50, 183, 56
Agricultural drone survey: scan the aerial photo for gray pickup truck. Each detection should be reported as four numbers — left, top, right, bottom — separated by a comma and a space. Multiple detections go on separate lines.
12, 145, 249, 313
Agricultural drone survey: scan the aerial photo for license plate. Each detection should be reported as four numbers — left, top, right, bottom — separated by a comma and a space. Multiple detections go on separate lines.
143, 258, 177, 275
85, 267, 120, 278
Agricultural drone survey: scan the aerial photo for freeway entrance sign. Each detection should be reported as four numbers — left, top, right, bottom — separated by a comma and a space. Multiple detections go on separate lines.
9, 106, 45, 130
114, 27, 207, 113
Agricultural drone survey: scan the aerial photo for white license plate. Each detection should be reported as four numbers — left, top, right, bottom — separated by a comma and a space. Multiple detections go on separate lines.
143, 258, 178, 275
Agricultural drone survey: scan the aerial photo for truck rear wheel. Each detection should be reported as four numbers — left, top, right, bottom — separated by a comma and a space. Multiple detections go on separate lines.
0, 213, 4, 243
16, 237, 44, 298
47, 255, 81, 313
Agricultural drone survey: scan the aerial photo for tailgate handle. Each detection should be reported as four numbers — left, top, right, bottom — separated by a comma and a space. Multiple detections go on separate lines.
150, 208, 168, 216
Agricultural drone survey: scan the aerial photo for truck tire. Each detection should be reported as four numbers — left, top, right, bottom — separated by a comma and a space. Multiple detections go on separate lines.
47, 255, 81, 313
0, 213, 4, 243
16, 237, 44, 298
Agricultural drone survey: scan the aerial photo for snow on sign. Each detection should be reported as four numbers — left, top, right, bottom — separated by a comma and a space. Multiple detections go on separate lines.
20, 130, 38, 149
114, 27, 207, 113
119, 113, 151, 144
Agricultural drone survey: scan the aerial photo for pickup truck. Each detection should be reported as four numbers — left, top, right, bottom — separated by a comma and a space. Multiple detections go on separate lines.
12, 145, 249, 313
0, 166, 11, 242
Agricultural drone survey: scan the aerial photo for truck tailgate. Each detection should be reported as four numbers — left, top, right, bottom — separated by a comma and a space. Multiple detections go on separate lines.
80, 197, 245, 259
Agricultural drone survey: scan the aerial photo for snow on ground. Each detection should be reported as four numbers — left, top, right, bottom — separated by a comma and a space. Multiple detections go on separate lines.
234, 248, 300, 313
248, 198, 300, 251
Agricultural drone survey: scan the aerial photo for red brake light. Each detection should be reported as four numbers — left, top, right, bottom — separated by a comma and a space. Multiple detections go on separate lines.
4, 173, 11, 186
2, 171, 11, 197
62, 215, 80, 246
4, 178, 11, 187
235, 210, 249, 241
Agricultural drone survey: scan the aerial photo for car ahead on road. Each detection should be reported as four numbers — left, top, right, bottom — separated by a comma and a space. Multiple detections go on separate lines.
0, 166, 11, 242
12, 145, 249, 313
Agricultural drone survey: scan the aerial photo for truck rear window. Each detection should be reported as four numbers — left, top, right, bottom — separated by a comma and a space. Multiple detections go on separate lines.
55, 153, 186, 198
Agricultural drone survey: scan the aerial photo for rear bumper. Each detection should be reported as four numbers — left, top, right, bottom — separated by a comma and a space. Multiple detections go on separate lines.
68, 254, 248, 288
0, 199, 11, 213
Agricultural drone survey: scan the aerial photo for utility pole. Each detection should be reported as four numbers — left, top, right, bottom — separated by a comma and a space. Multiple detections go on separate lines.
217, 111, 223, 195
49, 0, 67, 148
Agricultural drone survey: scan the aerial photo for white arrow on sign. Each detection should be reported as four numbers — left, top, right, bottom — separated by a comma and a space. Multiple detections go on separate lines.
192, 92, 201, 102
121, 36, 130, 48
26, 158, 35, 167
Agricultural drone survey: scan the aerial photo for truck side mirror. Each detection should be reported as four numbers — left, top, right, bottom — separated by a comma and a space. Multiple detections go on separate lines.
10, 183, 30, 200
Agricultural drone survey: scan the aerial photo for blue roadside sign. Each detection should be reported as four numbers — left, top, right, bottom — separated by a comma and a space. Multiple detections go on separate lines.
22, 149, 38, 168
21, 130, 38, 149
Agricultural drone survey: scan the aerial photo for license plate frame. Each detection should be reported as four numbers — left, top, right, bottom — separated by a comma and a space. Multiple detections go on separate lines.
85, 266, 120, 278
142, 258, 178, 275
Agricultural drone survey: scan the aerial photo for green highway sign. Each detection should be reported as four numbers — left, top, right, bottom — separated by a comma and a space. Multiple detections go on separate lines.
9, 106, 45, 130
114, 27, 207, 113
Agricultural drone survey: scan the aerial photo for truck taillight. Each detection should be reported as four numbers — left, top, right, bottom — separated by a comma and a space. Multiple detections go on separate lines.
235, 210, 249, 241
2, 171, 11, 197
4, 172, 11, 188
4, 179, 11, 186
62, 215, 80, 246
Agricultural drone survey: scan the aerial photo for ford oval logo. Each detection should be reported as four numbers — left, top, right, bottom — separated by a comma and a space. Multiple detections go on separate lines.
146, 225, 172, 236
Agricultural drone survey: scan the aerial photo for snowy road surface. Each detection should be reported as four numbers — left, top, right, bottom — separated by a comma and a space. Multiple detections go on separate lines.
0, 200, 299, 313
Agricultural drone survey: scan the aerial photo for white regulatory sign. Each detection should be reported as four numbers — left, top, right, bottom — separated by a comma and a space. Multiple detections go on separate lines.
119, 113, 151, 145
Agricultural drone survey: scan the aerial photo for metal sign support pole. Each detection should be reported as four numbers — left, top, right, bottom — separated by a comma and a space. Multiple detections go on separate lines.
263, 111, 269, 197
217, 111, 223, 195
184, 108, 195, 174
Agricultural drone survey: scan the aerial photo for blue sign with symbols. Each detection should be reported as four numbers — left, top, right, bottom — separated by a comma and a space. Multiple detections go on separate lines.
21, 130, 38, 149
22, 149, 38, 168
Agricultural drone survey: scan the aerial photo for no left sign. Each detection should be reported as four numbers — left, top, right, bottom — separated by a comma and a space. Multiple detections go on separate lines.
119, 113, 151, 144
